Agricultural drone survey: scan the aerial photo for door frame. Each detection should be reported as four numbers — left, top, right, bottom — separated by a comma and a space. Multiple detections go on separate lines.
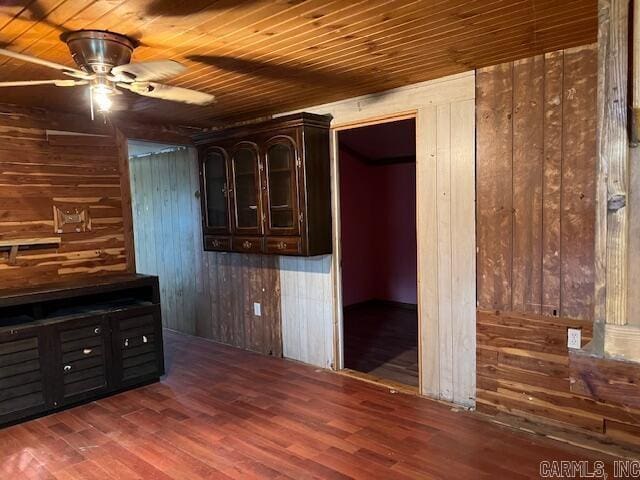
282, 70, 476, 406
330, 112, 421, 392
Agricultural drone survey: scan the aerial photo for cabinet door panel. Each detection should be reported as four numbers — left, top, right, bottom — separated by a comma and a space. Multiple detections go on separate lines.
54, 315, 111, 406
263, 135, 300, 236
0, 328, 48, 423
110, 306, 163, 389
202, 146, 231, 234
231, 142, 263, 235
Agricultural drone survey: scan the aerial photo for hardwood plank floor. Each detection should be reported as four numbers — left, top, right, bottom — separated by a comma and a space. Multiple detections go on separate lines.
344, 302, 419, 388
0, 330, 620, 479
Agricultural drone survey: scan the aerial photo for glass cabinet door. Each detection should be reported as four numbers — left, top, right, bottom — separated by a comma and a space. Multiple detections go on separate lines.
231, 142, 263, 235
263, 137, 300, 235
202, 147, 230, 234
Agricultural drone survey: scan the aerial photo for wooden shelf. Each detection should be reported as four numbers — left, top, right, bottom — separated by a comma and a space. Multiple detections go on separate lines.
0, 237, 61, 266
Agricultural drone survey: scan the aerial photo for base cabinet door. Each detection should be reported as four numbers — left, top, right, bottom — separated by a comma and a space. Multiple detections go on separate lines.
53, 315, 111, 406
0, 327, 49, 424
110, 306, 164, 389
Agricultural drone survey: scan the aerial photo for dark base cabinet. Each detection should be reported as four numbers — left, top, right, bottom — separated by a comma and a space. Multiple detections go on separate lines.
0, 274, 164, 428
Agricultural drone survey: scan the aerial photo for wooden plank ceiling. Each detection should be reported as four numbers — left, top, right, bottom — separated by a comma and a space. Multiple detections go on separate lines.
0, 0, 597, 128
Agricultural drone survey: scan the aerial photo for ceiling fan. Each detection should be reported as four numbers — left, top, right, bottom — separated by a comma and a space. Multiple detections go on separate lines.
0, 30, 215, 118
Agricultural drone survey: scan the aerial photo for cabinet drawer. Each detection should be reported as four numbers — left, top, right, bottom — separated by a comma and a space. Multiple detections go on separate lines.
232, 237, 263, 253
265, 236, 302, 255
204, 236, 231, 251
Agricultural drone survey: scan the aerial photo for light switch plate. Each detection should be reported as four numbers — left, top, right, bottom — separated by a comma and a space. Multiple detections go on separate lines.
567, 327, 582, 349
253, 302, 261, 316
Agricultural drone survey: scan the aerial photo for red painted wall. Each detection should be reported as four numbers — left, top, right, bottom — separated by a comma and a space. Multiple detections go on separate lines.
339, 149, 417, 307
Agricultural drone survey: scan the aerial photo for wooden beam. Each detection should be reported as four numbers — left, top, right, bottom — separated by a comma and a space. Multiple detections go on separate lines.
113, 119, 198, 145
0, 102, 198, 145
115, 128, 136, 274
570, 346, 640, 407
0, 102, 113, 136
595, 0, 630, 352
604, 324, 640, 360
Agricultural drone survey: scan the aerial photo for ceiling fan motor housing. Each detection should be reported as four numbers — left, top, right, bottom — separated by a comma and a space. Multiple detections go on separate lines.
62, 30, 138, 74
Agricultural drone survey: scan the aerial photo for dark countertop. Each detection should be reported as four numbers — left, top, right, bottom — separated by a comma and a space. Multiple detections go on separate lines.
0, 273, 158, 307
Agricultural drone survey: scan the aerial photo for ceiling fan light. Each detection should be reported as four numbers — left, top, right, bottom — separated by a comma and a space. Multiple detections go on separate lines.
94, 91, 113, 112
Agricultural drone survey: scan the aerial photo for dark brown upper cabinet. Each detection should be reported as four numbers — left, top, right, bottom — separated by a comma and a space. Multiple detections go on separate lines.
201, 146, 231, 235
194, 113, 332, 256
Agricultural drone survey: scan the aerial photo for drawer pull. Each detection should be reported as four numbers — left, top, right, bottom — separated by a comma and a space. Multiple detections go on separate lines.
277, 241, 287, 250
83, 348, 92, 355
212, 239, 221, 248
242, 240, 252, 249
142, 335, 148, 344
63, 365, 72, 372
124, 338, 129, 347
94, 327, 101, 335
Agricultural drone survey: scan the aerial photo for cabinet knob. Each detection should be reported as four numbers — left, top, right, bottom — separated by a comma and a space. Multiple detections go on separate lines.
143, 335, 148, 344
212, 240, 220, 248
124, 338, 129, 347
277, 241, 287, 250
83, 348, 92, 355
63, 365, 72, 372
242, 240, 252, 249
94, 327, 101, 334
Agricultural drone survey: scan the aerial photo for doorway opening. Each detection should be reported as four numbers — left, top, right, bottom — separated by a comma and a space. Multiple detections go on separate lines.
337, 118, 418, 389
127, 140, 202, 335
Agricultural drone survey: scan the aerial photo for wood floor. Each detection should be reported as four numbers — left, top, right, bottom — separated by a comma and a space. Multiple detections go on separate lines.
343, 302, 419, 387
0, 330, 620, 479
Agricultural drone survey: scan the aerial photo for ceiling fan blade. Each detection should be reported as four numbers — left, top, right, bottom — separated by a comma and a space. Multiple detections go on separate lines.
118, 82, 215, 105
111, 60, 187, 83
0, 48, 91, 79
0, 79, 88, 87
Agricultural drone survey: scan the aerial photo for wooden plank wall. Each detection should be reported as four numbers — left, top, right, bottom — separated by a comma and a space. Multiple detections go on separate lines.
474, 44, 640, 450
280, 255, 334, 368
0, 119, 128, 285
477, 44, 598, 320
204, 252, 282, 357
130, 148, 282, 357
477, 310, 640, 451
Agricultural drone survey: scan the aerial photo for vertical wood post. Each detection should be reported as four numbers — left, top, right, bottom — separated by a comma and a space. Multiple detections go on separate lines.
595, 0, 630, 347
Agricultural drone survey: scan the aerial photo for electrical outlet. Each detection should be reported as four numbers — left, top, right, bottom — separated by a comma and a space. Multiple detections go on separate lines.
253, 302, 261, 316
567, 327, 582, 349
